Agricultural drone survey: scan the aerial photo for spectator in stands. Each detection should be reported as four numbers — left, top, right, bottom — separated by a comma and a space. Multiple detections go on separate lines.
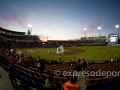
59, 56, 61, 61
37, 62, 41, 72
29, 57, 34, 67
74, 60, 82, 80
36, 56, 40, 62
63, 76, 81, 90
68, 62, 71, 66
18, 58, 22, 65
81, 59, 87, 71
46, 70, 55, 76
111, 59, 113, 62
40, 59, 45, 73
45, 74, 55, 89
8, 65, 18, 89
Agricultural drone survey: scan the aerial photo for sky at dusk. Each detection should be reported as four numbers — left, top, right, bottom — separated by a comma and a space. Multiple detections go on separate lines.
0, 0, 120, 41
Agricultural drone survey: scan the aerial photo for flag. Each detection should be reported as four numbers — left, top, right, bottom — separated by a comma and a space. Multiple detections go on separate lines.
57, 45, 64, 53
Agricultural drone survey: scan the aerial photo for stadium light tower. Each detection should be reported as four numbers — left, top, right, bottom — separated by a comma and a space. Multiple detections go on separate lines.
115, 25, 119, 38
46, 30, 49, 42
84, 28, 87, 37
28, 24, 32, 35
98, 27, 101, 38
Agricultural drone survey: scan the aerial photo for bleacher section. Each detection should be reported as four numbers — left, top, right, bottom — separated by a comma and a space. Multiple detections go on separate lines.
0, 27, 42, 48
0, 46, 76, 90
45, 40, 78, 48
1, 27, 120, 90
86, 62, 120, 90
0, 33, 39, 41
80, 36, 107, 46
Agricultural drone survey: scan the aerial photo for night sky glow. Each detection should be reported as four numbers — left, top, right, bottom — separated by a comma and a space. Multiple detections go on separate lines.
0, 0, 120, 41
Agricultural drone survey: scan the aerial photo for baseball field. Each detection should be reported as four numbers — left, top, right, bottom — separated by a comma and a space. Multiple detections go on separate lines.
17, 46, 120, 62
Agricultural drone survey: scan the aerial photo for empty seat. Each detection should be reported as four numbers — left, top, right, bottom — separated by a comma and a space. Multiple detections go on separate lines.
60, 77, 67, 84
40, 74, 46, 80
94, 78, 102, 84
86, 78, 95, 85
102, 77, 109, 83
53, 76, 60, 83
54, 82, 62, 89
101, 87, 112, 90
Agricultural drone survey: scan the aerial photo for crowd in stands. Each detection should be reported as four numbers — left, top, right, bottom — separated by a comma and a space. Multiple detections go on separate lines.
0, 32, 80, 48
0, 27, 108, 49
1, 28, 120, 90
1, 42, 120, 90
80, 40, 107, 46
44, 40, 78, 48
0, 33, 39, 41
0, 33, 43, 48
0, 44, 89, 90
85, 59, 120, 90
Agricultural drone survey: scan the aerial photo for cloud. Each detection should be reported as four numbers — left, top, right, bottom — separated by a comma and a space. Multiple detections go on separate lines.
0, 23, 9, 28
79, 28, 99, 37
25, 12, 34, 25
79, 30, 85, 36
38, 35, 48, 41
80, 17, 102, 37
87, 20, 101, 30
0, 11, 34, 28
38, 35, 47, 40
38, 35, 55, 41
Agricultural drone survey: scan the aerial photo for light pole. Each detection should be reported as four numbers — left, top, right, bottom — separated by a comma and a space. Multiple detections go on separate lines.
98, 27, 101, 38
46, 30, 49, 42
84, 28, 87, 37
115, 25, 119, 38
28, 24, 32, 35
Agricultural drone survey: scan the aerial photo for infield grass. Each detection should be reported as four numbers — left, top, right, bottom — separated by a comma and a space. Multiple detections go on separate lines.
17, 46, 120, 62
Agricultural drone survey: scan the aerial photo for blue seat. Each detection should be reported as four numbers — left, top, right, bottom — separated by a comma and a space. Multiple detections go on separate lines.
86, 82, 114, 90
54, 82, 62, 89
32, 76, 39, 81
26, 73, 32, 79
101, 87, 112, 90
86, 84, 97, 90
18, 74, 26, 81
111, 84, 120, 90
113, 79, 120, 85
22, 71, 27, 77
36, 82, 45, 90
19, 70, 24, 75
37, 78, 45, 85
105, 81, 113, 87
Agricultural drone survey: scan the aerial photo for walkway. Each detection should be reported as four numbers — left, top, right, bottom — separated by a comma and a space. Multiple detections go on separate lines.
0, 66, 14, 90
0, 66, 86, 90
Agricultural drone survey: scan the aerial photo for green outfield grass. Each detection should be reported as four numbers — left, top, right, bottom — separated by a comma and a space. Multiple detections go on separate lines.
17, 46, 120, 62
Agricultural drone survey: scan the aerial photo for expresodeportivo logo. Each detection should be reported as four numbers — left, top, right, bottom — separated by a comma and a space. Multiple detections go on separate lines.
54, 70, 61, 76
54, 69, 120, 78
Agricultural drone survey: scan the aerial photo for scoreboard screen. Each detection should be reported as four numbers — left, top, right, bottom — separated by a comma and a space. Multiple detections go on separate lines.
109, 34, 118, 44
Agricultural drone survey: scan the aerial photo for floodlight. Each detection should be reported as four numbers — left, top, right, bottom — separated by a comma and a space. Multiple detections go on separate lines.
115, 25, 119, 28
98, 27, 101, 30
84, 28, 87, 31
28, 24, 32, 28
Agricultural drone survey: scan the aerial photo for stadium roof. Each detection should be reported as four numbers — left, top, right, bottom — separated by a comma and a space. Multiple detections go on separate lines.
0, 27, 25, 35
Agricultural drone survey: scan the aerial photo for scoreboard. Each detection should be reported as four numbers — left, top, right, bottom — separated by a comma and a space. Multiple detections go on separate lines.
109, 34, 118, 44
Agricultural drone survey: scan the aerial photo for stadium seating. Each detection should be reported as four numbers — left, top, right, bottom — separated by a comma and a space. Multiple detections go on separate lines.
0, 31, 120, 90
85, 61, 120, 90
